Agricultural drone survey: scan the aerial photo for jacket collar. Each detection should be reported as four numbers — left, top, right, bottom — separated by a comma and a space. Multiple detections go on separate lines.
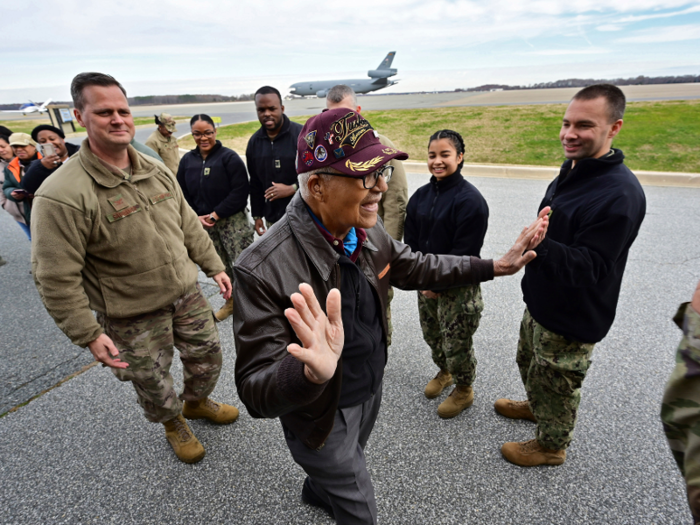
78, 138, 160, 188
558, 148, 625, 186
287, 193, 340, 281
191, 140, 222, 159
287, 193, 380, 281
256, 114, 291, 141
430, 169, 464, 191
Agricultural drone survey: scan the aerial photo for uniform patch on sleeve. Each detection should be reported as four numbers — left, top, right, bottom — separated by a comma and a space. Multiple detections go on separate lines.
378, 263, 390, 279
107, 205, 142, 223
108, 194, 129, 211
149, 191, 174, 204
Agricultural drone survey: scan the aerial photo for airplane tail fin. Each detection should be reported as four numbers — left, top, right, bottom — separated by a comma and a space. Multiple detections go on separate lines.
377, 52, 396, 70
40, 99, 52, 109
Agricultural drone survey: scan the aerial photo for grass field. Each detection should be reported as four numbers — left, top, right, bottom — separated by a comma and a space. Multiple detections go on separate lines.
179, 100, 700, 173
1, 117, 189, 135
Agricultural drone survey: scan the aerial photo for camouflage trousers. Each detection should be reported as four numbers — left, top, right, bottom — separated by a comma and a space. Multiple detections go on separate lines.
417, 284, 483, 386
97, 284, 223, 423
208, 210, 254, 281
661, 302, 700, 523
516, 308, 595, 451
386, 287, 394, 347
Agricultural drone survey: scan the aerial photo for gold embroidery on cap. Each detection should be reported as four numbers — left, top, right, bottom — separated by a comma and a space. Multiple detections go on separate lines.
381, 148, 397, 155
345, 156, 384, 172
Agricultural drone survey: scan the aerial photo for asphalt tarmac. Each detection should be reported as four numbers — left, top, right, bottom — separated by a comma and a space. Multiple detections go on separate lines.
5, 82, 700, 148
0, 172, 696, 524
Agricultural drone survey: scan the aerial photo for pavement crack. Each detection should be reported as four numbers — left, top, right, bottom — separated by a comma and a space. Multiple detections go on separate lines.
6, 354, 93, 395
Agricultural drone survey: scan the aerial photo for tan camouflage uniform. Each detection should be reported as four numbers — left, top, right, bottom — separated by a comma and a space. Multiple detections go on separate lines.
208, 210, 254, 281
417, 284, 483, 385
516, 308, 595, 450
662, 302, 700, 524
377, 134, 407, 348
97, 284, 222, 423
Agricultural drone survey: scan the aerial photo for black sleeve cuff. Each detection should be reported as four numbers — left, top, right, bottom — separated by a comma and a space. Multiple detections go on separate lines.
276, 354, 329, 406
469, 256, 495, 284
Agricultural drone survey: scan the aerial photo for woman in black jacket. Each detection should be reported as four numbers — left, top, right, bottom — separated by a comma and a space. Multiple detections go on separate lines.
177, 114, 254, 321
22, 125, 80, 195
404, 129, 489, 420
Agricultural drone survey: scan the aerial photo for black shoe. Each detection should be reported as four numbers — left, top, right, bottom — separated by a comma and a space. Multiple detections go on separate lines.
301, 477, 334, 518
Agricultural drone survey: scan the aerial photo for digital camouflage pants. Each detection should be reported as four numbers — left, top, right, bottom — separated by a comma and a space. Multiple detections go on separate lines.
208, 210, 254, 281
97, 284, 223, 423
517, 308, 595, 451
662, 302, 700, 524
417, 284, 483, 386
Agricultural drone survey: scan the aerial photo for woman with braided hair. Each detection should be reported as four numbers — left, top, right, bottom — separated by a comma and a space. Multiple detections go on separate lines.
404, 129, 490, 419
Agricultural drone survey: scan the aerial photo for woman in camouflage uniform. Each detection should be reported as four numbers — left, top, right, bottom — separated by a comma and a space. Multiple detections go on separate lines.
404, 130, 489, 419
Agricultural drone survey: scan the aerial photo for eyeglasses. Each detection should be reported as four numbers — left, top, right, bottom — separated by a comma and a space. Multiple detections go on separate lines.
192, 130, 215, 139
317, 164, 394, 189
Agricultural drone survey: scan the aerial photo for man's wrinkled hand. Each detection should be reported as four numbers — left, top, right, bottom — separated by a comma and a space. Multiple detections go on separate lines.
88, 334, 128, 369
254, 218, 267, 236
284, 283, 344, 384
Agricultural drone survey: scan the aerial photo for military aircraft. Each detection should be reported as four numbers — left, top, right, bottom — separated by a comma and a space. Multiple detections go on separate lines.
1, 99, 52, 116
289, 52, 398, 98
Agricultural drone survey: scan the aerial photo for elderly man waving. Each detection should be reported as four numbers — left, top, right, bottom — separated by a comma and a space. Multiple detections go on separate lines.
233, 108, 550, 525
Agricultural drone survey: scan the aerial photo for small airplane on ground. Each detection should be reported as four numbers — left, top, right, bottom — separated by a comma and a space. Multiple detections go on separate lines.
289, 52, 398, 98
1, 99, 52, 116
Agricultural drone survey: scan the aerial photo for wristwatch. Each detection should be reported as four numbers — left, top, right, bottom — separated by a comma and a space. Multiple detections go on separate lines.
208, 214, 218, 223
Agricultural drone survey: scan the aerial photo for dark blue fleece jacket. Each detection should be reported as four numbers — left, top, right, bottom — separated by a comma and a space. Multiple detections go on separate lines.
522, 148, 646, 344
177, 141, 249, 218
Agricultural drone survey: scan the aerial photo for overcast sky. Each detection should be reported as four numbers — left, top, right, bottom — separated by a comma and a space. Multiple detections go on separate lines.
1, 0, 699, 103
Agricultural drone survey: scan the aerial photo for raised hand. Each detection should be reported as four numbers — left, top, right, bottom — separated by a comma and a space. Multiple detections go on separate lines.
284, 283, 344, 384
493, 209, 550, 276
527, 207, 551, 251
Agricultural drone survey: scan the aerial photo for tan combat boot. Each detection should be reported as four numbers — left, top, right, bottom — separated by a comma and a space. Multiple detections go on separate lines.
437, 385, 474, 418
214, 298, 234, 322
163, 414, 206, 464
494, 398, 537, 422
182, 398, 239, 424
501, 439, 566, 467
424, 369, 453, 399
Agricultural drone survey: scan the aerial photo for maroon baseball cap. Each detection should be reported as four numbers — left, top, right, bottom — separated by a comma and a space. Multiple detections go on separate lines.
296, 107, 408, 176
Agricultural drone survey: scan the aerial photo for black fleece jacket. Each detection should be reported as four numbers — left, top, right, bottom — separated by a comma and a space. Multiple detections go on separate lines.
177, 141, 249, 218
404, 170, 489, 258
522, 148, 646, 344
246, 114, 302, 223
22, 142, 80, 194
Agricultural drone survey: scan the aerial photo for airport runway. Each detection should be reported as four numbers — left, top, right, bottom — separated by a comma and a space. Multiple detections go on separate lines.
0, 173, 696, 524
4, 83, 700, 148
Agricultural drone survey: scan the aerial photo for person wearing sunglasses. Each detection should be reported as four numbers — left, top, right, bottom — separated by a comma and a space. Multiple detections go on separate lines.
177, 114, 254, 322
233, 107, 550, 524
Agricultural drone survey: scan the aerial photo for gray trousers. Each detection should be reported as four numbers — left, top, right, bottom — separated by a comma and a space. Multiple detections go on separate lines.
283, 384, 383, 525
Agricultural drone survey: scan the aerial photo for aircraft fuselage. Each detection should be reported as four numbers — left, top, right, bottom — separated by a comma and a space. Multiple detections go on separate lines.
289, 78, 396, 97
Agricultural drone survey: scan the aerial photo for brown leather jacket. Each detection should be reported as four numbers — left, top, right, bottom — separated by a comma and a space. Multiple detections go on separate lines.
233, 193, 493, 450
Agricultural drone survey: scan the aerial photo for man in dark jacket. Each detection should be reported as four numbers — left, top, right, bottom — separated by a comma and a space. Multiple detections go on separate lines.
233, 108, 550, 524
495, 84, 647, 467
22, 125, 80, 195
246, 85, 302, 236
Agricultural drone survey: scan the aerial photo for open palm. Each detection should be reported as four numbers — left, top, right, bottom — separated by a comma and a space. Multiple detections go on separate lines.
284, 283, 344, 384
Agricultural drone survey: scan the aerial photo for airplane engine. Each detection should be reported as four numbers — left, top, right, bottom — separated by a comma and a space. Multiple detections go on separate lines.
367, 68, 397, 78
316, 89, 329, 98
